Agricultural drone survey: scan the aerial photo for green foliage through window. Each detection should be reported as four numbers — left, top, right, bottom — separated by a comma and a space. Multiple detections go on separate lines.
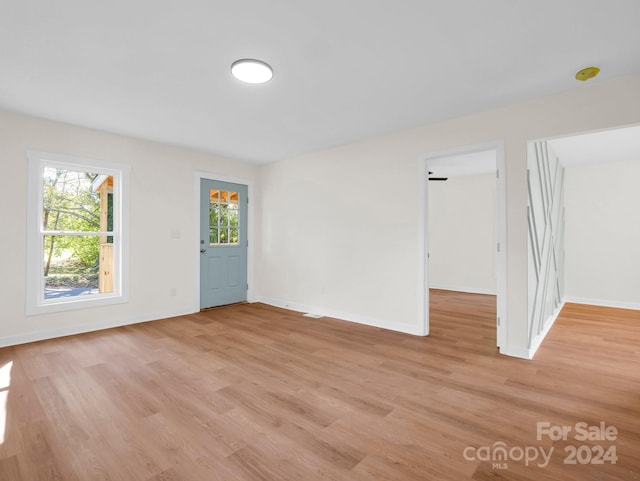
42, 168, 114, 294
209, 190, 239, 245
107, 192, 114, 244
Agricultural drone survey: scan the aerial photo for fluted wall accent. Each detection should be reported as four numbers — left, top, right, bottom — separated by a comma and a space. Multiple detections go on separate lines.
527, 141, 565, 346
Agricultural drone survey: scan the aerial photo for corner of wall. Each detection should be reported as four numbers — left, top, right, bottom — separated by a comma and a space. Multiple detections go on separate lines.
527, 300, 566, 360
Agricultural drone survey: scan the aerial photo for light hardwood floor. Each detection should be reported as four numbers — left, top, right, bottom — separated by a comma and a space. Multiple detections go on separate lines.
0, 290, 638, 480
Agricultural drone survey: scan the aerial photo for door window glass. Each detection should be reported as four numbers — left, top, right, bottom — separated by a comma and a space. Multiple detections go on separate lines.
209, 190, 239, 245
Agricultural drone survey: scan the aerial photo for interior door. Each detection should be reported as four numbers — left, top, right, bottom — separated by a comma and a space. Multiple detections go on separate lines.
200, 179, 248, 308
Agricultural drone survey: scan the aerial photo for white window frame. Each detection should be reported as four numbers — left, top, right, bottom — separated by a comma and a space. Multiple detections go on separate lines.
26, 150, 129, 315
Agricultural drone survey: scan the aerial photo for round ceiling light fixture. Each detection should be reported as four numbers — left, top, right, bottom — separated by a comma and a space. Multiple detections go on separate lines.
231, 59, 273, 84
575, 66, 600, 81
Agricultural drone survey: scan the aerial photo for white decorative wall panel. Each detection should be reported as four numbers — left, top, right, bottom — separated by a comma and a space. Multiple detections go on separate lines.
527, 141, 565, 345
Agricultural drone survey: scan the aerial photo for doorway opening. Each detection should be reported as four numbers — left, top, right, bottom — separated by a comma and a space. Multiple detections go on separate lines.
527, 124, 640, 353
420, 142, 507, 349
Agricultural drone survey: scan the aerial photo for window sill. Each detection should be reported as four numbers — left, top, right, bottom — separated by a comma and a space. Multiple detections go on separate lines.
26, 292, 129, 316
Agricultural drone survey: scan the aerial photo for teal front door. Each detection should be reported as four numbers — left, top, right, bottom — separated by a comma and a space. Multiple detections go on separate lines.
200, 179, 248, 308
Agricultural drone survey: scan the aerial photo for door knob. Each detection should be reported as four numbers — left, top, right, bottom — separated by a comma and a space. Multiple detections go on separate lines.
200, 248, 206, 254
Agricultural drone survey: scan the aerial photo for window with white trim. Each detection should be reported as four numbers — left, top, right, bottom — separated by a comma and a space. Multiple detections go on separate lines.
27, 151, 129, 314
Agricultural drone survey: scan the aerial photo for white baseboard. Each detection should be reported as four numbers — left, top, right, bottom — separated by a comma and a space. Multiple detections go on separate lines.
0, 308, 195, 348
499, 303, 564, 361
253, 297, 426, 336
429, 284, 497, 296
499, 344, 531, 360
563, 296, 640, 311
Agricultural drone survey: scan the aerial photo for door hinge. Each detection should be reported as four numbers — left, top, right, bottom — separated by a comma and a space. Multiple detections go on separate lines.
496, 169, 500, 179
497, 242, 501, 253
246, 283, 249, 291
497, 316, 501, 326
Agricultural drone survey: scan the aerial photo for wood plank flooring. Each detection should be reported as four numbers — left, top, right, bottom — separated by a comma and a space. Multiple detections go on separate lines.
0, 291, 639, 480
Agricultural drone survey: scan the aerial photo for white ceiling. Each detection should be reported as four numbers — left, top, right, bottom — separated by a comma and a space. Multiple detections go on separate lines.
2, 1, 639, 164
549, 125, 640, 166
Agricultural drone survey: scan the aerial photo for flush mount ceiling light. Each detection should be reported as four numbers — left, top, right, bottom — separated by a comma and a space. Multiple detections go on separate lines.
231, 59, 273, 84
575, 66, 600, 81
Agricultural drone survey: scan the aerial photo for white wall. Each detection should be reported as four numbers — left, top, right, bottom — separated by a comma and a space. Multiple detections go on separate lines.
565, 158, 640, 308
255, 74, 640, 357
2, 75, 640, 356
255, 149, 421, 333
0, 110, 257, 346
428, 174, 496, 294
